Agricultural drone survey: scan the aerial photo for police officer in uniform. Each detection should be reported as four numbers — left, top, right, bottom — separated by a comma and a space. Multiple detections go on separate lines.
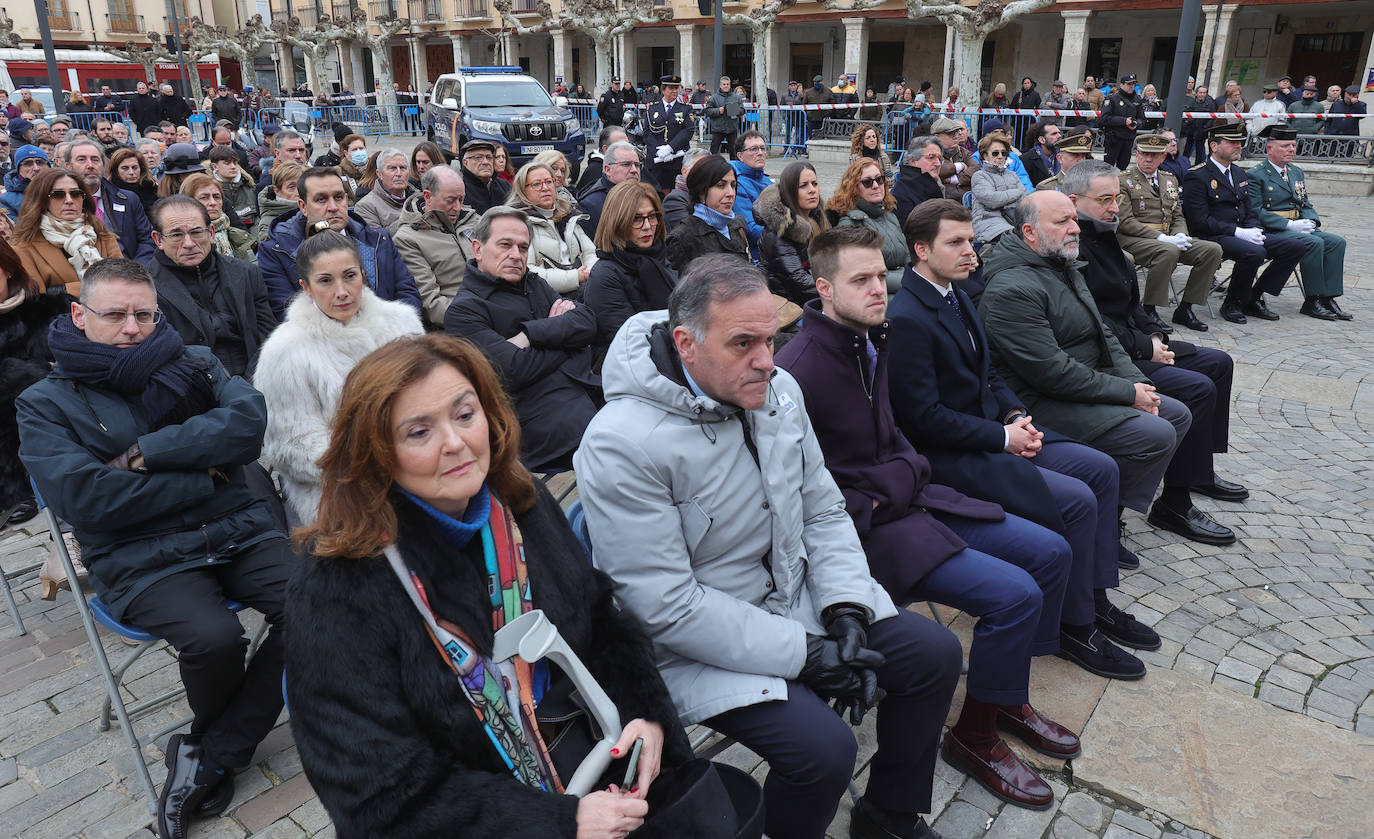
643, 74, 695, 194
597, 76, 628, 127
1246, 125, 1351, 321
1116, 133, 1223, 332
1100, 74, 1145, 169
1035, 128, 1094, 191
1181, 122, 1306, 324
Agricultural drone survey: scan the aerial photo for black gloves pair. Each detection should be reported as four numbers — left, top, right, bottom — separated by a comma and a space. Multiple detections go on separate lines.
797, 605, 886, 725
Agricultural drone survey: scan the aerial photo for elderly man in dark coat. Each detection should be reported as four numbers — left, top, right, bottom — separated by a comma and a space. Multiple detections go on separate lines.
776, 224, 1080, 811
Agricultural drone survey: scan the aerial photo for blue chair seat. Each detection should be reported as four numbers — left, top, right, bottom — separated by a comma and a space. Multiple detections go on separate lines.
88, 596, 247, 643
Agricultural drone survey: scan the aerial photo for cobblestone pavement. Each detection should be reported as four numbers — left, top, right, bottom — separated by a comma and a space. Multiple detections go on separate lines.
2, 147, 1371, 838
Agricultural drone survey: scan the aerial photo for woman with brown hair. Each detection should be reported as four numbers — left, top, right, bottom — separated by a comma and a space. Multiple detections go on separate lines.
180, 173, 256, 263
827, 157, 908, 292
754, 161, 829, 305
338, 133, 368, 198
108, 147, 160, 216
10, 167, 121, 297
493, 144, 515, 183
252, 161, 303, 241
847, 123, 893, 183
409, 140, 445, 192
582, 180, 676, 346
285, 333, 698, 838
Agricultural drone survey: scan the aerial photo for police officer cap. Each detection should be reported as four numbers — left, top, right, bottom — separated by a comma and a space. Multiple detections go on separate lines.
611, 76, 621, 83
1206, 121, 1247, 142
1259, 125, 1299, 142
1135, 133, 1170, 153
1057, 131, 1094, 155
1119, 73, 1137, 85
660, 75, 682, 87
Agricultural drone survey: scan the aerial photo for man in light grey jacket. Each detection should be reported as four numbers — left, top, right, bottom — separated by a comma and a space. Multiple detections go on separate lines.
575, 254, 962, 839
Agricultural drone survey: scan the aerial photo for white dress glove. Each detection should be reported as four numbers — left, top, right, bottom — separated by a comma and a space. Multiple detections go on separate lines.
653, 145, 672, 163
1286, 219, 1316, 233
1235, 227, 1265, 245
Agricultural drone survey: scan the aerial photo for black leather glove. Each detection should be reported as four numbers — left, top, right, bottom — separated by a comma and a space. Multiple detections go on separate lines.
823, 605, 870, 663
798, 635, 861, 698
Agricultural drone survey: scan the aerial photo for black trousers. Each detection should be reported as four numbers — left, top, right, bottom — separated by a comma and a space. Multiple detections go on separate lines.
1204, 234, 1306, 302
1152, 347, 1234, 488
122, 538, 297, 768
1103, 135, 1134, 169
711, 130, 739, 159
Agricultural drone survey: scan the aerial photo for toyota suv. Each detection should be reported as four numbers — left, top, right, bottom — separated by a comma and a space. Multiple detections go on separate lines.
427, 66, 586, 173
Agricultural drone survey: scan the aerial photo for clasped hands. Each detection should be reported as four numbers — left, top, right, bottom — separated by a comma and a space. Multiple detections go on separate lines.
1235, 226, 1265, 246
799, 604, 885, 725
1155, 232, 1193, 251
1286, 219, 1316, 234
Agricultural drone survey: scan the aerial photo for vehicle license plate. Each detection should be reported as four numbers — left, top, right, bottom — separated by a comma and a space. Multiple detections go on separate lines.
523, 144, 555, 153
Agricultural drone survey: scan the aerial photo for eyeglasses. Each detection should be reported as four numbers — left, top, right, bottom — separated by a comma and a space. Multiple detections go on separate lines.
48, 189, 84, 201
858, 176, 885, 188
1088, 193, 1125, 207
463, 153, 494, 162
608, 160, 641, 170
527, 179, 556, 191
81, 304, 163, 326
741, 145, 767, 154
986, 150, 1009, 158
160, 227, 212, 244
631, 213, 658, 228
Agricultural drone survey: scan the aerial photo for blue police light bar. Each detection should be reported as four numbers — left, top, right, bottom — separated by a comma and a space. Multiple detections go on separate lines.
460, 66, 524, 74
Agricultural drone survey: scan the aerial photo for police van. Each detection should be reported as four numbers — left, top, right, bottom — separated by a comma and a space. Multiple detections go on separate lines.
427, 66, 585, 172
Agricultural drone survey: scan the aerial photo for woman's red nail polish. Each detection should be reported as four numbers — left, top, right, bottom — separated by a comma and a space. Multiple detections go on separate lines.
610, 748, 620, 756
631, 787, 639, 794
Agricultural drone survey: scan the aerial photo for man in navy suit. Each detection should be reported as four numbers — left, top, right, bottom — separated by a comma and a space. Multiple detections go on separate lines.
1180, 122, 1305, 324
886, 198, 1159, 681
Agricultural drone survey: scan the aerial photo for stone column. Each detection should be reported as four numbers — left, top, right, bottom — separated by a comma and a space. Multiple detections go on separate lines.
841, 17, 868, 89
1196, 2, 1238, 93
451, 34, 469, 71
676, 24, 697, 88
279, 42, 296, 89
1361, 30, 1374, 110
411, 37, 429, 91
551, 28, 572, 88
1057, 10, 1092, 89
941, 24, 955, 95
349, 42, 367, 96
620, 32, 638, 89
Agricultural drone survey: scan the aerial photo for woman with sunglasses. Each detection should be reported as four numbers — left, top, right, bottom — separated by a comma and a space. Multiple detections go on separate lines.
504, 161, 598, 296
970, 131, 1027, 246
583, 180, 676, 348
827, 158, 908, 292
10, 167, 121, 297
664, 153, 748, 273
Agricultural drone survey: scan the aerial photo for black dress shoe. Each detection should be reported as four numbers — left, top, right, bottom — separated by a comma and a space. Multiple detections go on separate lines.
1143, 307, 1174, 334
1322, 297, 1353, 320
194, 772, 235, 817
1095, 602, 1162, 651
1299, 297, 1338, 321
1117, 543, 1140, 570
1057, 628, 1146, 680
1219, 300, 1247, 324
850, 796, 942, 839
1172, 304, 1208, 332
1147, 501, 1236, 545
1242, 298, 1280, 321
158, 734, 221, 839
1190, 477, 1249, 502
5, 497, 38, 526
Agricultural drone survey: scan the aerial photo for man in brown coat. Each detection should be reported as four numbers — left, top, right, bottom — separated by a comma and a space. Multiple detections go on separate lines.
932, 117, 979, 200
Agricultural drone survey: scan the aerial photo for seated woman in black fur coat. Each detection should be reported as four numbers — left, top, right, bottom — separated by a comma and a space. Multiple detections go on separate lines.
286, 334, 693, 839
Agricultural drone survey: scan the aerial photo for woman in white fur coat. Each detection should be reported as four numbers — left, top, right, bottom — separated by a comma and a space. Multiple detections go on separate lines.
253, 230, 423, 526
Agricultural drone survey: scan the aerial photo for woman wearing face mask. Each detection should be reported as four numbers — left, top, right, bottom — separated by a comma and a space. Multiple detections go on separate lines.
107, 147, 160, 217
969, 131, 1026, 246
827, 158, 908, 292
338, 134, 368, 198
583, 180, 676, 347
252, 161, 303, 241
664, 154, 748, 272
181, 173, 257, 263
504, 162, 597, 296
755, 161, 828, 305
10, 168, 121, 297
252, 230, 423, 526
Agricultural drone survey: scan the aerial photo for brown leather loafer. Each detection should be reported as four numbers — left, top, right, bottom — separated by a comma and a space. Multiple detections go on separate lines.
940, 732, 1053, 810
996, 704, 1081, 759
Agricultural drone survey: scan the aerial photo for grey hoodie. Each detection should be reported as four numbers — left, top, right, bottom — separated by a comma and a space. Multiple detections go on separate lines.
574, 310, 897, 723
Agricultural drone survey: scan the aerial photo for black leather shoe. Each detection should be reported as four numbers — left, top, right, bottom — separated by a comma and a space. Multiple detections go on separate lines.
1057, 628, 1146, 680
1219, 300, 1247, 324
5, 497, 38, 526
194, 772, 235, 818
1095, 602, 1162, 651
850, 795, 942, 839
1144, 306, 1174, 334
1172, 304, 1208, 331
158, 734, 220, 839
1242, 298, 1280, 321
1147, 501, 1237, 545
1117, 543, 1140, 570
1299, 297, 1338, 321
1322, 297, 1353, 321
1190, 477, 1249, 502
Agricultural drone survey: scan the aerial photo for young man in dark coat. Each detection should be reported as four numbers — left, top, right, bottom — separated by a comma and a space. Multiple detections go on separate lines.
142, 195, 277, 378
1068, 160, 1248, 545
17, 259, 294, 839
776, 224, 1080, 811
444, 207, 601, 472
887, 198, 1160, 679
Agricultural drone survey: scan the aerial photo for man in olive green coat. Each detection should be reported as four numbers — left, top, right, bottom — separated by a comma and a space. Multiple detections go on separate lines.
978, 190, 1191, 517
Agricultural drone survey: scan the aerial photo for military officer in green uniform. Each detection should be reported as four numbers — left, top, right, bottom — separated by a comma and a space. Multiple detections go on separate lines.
1246, 125, 1350, 321
1035, 127, 1094, 191
1116, 133, 1224, 332
643, 74, 696, 194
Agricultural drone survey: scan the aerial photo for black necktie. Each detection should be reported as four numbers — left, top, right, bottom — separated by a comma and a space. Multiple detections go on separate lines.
1150, 176, 1159, 197
945, 291, 976, 350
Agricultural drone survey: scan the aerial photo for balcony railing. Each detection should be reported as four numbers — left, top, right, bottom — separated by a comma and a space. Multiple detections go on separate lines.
287, 2, 326, 26
363, 0, 393, 18
47, 7, 82, 30
408, 0, 442, 20
513, 0, 539, 12
454, 0, 486, 18
106, 11, 145, 32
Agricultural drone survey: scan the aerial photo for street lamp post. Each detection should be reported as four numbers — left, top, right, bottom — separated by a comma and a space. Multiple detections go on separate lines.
33, 0, 66, 116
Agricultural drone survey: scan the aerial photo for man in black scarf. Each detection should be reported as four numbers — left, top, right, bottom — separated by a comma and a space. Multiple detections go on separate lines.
16, 259, 294, 839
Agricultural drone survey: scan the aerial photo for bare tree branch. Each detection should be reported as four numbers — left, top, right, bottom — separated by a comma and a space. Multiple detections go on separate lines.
107, 32, 174, 84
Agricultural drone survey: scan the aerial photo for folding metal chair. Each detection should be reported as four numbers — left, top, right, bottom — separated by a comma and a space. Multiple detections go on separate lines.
32, 480, 268, 815
1, 501, 40, 635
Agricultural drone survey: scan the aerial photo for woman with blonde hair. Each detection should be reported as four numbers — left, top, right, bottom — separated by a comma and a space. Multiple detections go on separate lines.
826, 157, 907, 292
583, 180, 675, 346
505, 161, 597, 296
529, 149, 578, 208
180, 172, 256, 262
9, 167, 121, 297
969, 131, 1026, 245
848, 123, 893, 183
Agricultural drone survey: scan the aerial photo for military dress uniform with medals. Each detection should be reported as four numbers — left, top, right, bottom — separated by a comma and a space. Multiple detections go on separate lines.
1245, 125, 1350, 321
1116, 133, 1224, 327
644, 75, 696, 193
1180, 122, 1306, 323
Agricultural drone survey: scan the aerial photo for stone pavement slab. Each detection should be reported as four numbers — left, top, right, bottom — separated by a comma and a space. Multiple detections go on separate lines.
1075, 669, 1374, 839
